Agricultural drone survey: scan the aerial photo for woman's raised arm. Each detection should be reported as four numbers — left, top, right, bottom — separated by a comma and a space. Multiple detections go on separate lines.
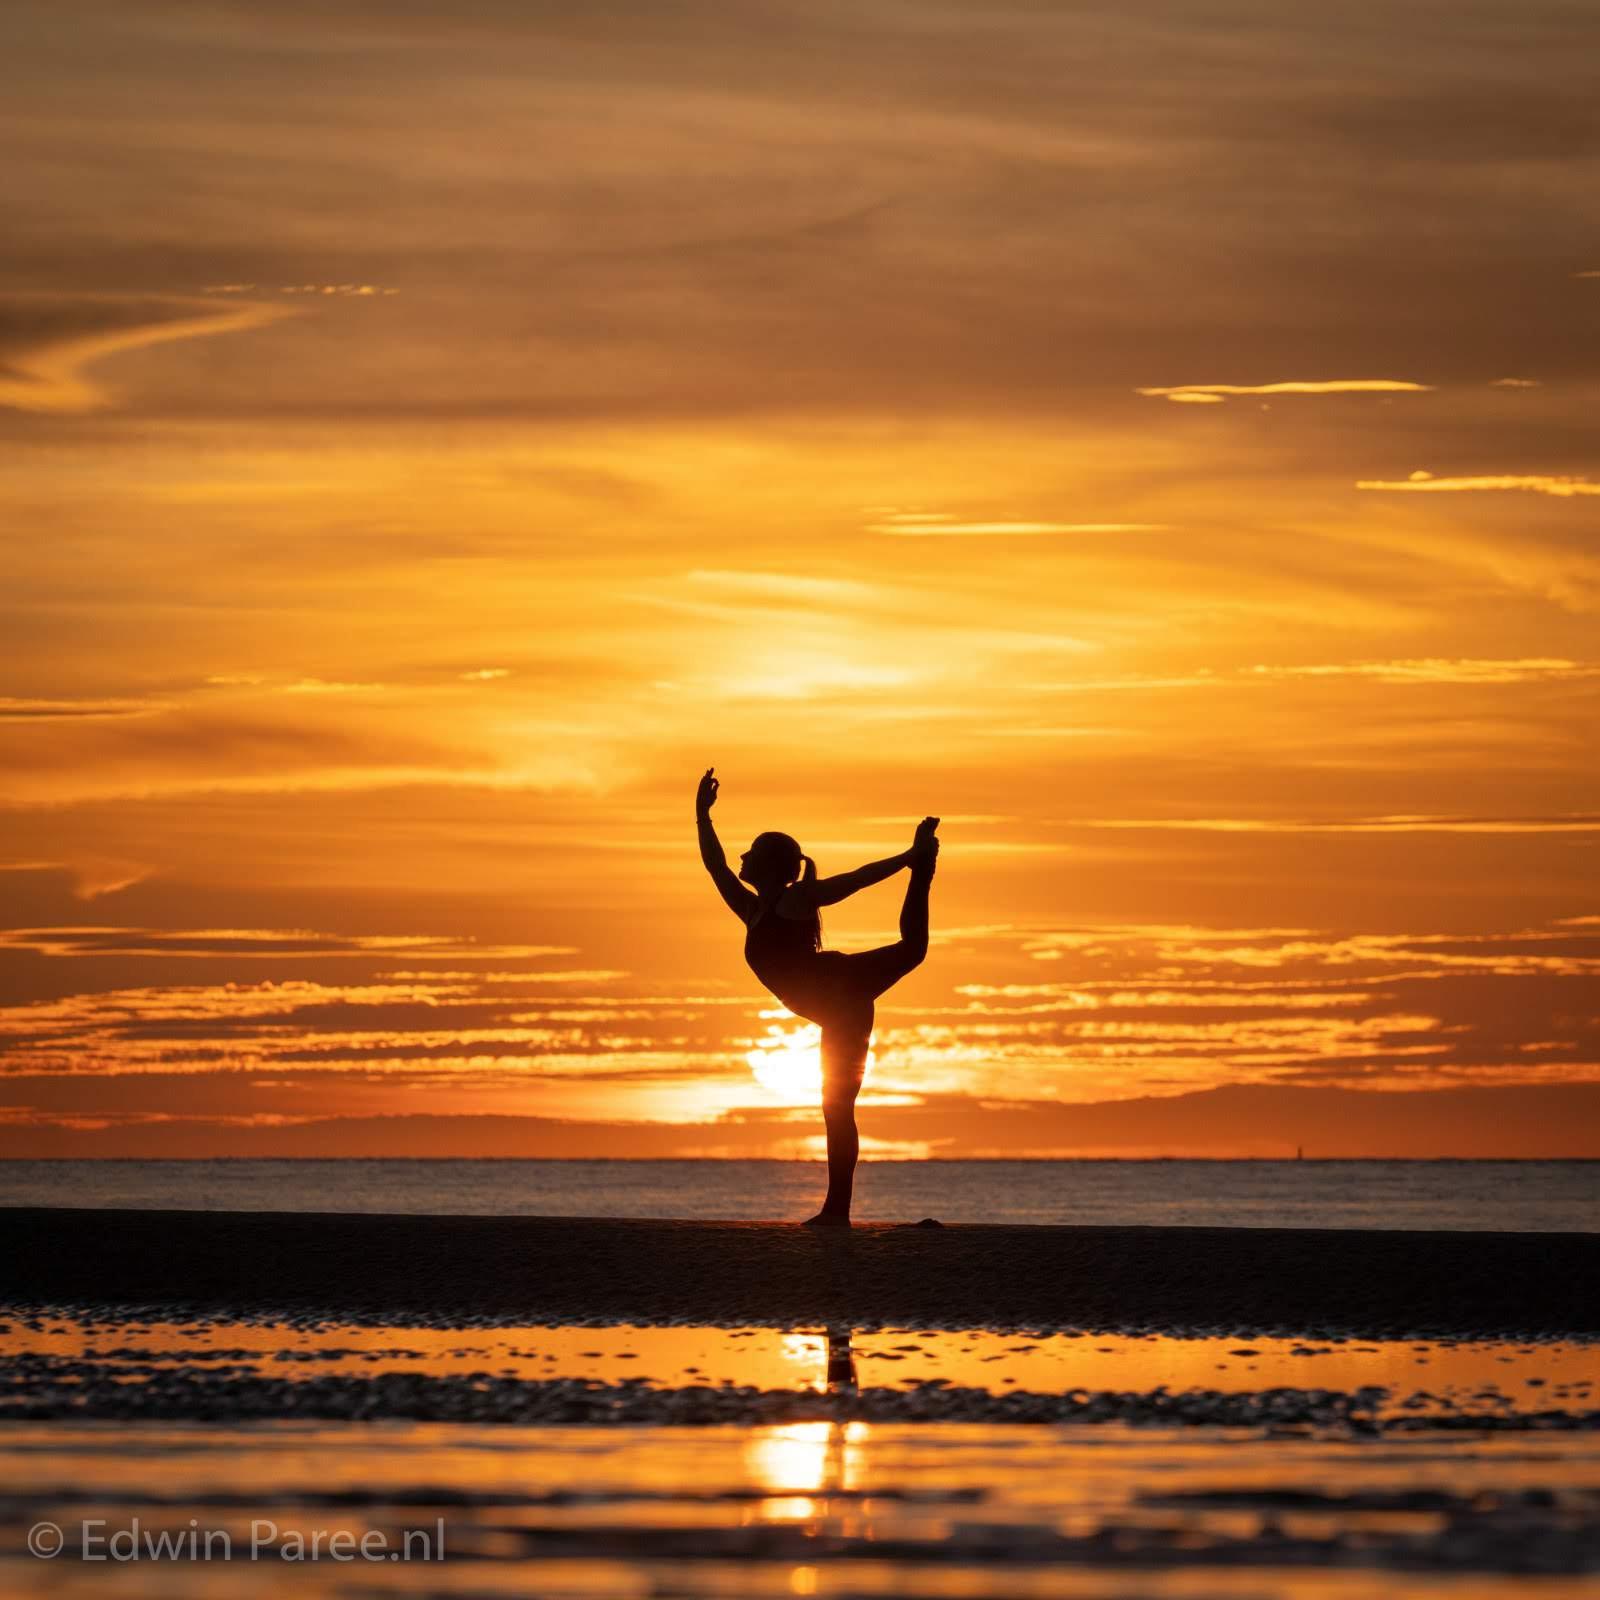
696, 767, 756, 923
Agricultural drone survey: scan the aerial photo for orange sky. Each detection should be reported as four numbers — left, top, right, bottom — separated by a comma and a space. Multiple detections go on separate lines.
2, 0, 1598, 1157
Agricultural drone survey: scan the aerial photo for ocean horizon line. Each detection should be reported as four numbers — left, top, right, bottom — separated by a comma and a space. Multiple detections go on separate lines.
6, 1153, 1599, 1165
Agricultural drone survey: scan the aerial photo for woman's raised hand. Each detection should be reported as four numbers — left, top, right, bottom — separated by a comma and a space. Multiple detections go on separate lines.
696, 767, 720, 816
910, 815, 940, 867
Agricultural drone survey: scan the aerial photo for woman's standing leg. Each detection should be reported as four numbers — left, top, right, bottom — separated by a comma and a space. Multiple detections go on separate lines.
803, 822, 936, 1225
807, 1019, 870, 1225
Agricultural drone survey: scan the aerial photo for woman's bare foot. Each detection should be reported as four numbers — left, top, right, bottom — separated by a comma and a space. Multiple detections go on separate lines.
802, 1211, 852, 1227
910, 815, 940, 870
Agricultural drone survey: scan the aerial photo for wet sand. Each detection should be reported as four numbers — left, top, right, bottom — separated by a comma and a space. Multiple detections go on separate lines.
11, 1314, 1594, 1402
7, 1207, 1599, 1338
4, 1310, 1595, 1429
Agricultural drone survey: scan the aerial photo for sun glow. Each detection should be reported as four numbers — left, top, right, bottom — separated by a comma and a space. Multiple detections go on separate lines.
746, 1022, 825, 1105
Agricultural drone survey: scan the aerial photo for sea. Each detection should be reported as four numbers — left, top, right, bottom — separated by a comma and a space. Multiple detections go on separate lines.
3, 1156, 1596, 1230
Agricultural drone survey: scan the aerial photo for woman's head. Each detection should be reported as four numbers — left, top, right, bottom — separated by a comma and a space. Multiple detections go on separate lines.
738, 830, 805, 890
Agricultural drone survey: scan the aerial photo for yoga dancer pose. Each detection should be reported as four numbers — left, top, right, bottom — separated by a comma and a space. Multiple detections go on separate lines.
695, 767, 938, 1224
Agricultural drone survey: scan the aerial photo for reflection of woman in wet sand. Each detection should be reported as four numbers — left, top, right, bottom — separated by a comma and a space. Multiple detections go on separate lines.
696, 767, 938, 1225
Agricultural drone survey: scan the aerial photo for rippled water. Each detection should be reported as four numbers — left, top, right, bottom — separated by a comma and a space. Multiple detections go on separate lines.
3, 1419, 1597, 1597
6, 1158, 1597, 1229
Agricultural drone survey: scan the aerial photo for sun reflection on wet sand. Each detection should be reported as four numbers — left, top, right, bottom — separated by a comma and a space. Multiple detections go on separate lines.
745, 1420, 871, 1518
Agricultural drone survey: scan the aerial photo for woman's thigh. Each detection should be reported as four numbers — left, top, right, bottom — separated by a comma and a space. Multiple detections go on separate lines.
782, 954, 866, 1021
778, 955, 880, 1073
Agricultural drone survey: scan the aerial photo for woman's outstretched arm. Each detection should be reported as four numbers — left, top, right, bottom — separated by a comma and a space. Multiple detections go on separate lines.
696, 767, 757, 923
800, 850, 911, 909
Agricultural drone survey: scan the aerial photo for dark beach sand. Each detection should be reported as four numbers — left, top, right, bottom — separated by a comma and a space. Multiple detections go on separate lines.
7, 1208, 1598, 1338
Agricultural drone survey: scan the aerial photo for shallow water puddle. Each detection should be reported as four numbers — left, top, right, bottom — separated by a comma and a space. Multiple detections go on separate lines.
4, 1314, 1595, 1418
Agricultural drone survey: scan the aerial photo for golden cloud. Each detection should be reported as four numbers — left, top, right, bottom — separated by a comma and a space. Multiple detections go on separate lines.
869, 513, 1164, 535
1080, 814, 1600, 835
1247, 658, 1598, 684
1139, 379, 1433, 403
1357, 470, 1600, 496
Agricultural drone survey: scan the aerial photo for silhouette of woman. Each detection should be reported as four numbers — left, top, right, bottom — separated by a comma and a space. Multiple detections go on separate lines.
696, 767, 938, 1225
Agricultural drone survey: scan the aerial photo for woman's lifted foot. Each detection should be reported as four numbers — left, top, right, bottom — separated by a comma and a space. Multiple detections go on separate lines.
910, 815, 940, 871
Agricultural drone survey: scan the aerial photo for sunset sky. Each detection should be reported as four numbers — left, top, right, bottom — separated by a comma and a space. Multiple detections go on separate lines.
4, 0, 1598, 1157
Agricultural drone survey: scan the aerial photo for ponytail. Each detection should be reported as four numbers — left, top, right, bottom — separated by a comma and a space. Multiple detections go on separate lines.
798, 855, 822, 950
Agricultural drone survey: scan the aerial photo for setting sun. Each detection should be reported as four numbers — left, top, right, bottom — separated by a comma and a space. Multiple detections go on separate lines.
746, 1021, 828, 1106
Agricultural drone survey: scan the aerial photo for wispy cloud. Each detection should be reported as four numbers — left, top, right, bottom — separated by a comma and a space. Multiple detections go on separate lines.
868, 512, 1163, 536
282, 678, 386, 695
0, 293, 297, 415
1008, 921, 1600, 980
1029, 660, 1597, 691
861, 814, 1015, 826
0, 697, 158, 721
0, 927, 577, 960
0, 859, 152, 900
204, 283, 399, 297
1357, 470, 1600, 497
1248, 658, 1599, 684
1079, 814, 1600, 835
1027, 673, 1218, 693
1139, 380, 1433, 404
735, 661, 919, 700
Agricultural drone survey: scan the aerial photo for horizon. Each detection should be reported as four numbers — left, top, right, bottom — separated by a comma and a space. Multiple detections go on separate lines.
10, 1153, 1599, 1164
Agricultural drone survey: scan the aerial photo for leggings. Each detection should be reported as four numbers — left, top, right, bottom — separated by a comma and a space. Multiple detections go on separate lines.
785, 852, 935, 1103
